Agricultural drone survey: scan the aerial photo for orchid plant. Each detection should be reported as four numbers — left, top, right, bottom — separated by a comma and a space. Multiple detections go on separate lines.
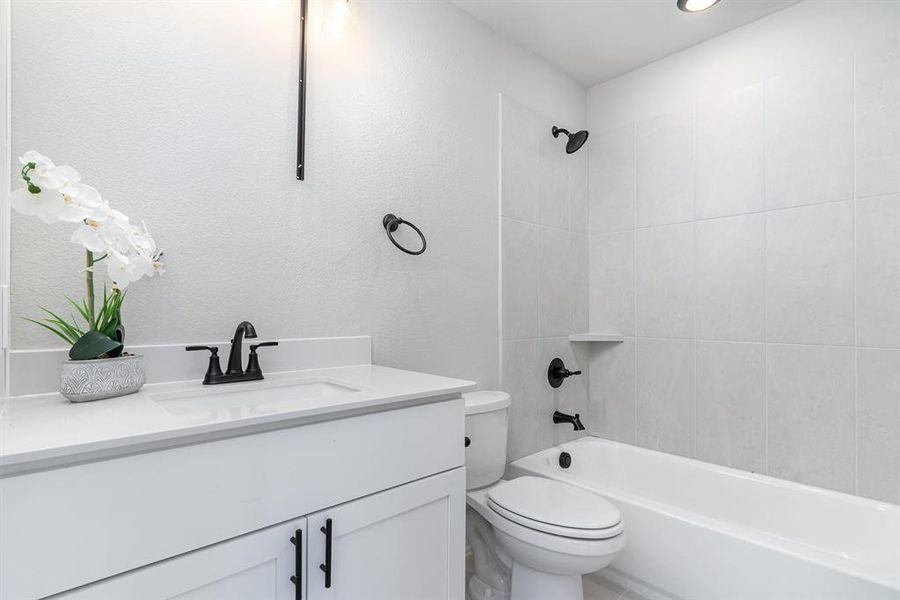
11, 151, 165, 360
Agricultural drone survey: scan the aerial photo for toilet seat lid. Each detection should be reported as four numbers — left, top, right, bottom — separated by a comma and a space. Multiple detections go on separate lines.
487, 477, 621, 533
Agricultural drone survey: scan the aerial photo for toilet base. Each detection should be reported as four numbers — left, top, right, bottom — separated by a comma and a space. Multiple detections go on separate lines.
468, 573, 511, 600
511, 561, 583, 600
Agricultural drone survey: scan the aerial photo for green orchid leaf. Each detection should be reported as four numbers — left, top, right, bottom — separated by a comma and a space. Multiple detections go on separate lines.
66, 297, 91, 326
68, 330, 123, 361
23, 318, 81, 345
37, 307, 84, 341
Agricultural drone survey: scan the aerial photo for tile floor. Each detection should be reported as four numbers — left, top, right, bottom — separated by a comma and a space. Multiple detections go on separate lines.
584, 575, 650, 600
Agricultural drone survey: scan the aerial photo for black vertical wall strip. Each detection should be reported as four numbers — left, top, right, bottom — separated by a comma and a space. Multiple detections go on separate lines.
296, 0, 308, 180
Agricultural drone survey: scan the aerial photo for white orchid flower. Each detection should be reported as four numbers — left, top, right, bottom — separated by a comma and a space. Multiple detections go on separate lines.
12, 154, 105, 224
19, 150, 52, 167
63, 182, 102, 206
70, 216, 109, 253
18, 151, 81, 192
15, 150, 166, 294
10, 186, 96, 224
69, 201, 132, 253
18, 151, 60, 189
130, 221, 158, 256
109, 248, 159, 288
105, 250, 138, 289
9, 186, 61, 218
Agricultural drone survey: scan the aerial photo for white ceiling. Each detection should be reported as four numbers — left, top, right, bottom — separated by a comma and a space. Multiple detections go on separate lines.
452, 0, 799, 87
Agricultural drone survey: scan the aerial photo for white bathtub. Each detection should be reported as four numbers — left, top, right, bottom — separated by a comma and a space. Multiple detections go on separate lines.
508, 437, 900, 600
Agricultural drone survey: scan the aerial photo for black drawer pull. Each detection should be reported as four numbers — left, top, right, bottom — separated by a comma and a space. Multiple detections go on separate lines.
290, 528, 302, 600
319, 518, 333, 588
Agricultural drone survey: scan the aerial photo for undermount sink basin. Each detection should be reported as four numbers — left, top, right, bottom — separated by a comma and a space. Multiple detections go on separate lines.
150, 378, 365, 425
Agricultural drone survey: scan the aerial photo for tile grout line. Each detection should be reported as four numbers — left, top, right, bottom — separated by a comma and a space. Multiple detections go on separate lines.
632, 121, 639, 446
852, 51, 859, 496
691, 99, 698, 460
498, 95, 505, 391
502, 214, 589, 238
762, 76, 769, 477
630, 335, 876, 349
589, 193, 859, 238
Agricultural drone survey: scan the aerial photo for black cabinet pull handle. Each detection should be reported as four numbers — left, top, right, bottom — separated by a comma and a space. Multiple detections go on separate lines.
319, 518, 333, 589
290, 528, 303, 600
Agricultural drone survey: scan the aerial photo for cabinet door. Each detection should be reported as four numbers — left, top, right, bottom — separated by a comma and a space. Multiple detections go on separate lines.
306, 468, 465, 600
57, 517, 307, 600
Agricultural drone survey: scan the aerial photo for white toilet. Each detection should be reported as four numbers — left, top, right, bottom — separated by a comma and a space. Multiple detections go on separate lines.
464, 391, 625, 600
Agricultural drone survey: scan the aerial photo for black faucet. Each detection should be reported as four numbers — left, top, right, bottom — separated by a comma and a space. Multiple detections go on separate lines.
227, 321, 258, 375
553, 410, 585, 431
185, 321, 278, 385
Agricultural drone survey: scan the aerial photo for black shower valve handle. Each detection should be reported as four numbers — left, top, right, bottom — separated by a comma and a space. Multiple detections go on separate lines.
548, 357, 582, 388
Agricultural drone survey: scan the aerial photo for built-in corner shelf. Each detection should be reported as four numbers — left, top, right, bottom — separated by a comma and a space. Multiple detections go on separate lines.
568, 333, 625, 343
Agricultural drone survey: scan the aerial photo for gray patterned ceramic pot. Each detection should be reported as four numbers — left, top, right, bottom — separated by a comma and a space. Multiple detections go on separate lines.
59, 354, 146, 402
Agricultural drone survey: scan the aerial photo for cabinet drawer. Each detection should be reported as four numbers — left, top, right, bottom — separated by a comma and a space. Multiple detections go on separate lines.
0, 399, 463, 599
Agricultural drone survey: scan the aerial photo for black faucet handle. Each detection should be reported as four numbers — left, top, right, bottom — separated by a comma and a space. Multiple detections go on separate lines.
186, 345, 219, 355
249, 341, 279, 352
246, 342, 278, 377
185, 345, 224, 384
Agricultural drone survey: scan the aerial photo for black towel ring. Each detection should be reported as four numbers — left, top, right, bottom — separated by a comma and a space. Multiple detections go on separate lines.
383, 214, 427, 255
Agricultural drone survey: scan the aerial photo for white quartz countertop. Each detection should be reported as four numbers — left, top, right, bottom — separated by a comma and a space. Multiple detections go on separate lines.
0, 364, 476, 476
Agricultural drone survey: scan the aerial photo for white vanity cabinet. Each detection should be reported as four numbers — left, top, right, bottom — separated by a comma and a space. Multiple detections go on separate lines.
0, 398, 466, 599
56, 469, 464, 600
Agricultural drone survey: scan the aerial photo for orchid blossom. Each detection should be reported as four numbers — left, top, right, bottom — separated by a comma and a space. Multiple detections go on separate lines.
11, 151, 165, 353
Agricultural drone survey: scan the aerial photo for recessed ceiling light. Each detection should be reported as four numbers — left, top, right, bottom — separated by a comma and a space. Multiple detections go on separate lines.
677, 0, 722, 12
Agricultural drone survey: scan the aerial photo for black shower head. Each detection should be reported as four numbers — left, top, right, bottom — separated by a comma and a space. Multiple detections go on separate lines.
552, 126, 589, 154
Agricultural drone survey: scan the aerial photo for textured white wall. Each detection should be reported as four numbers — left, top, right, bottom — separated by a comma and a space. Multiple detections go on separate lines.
9, 0, 585, 388
585, 0, 900, 503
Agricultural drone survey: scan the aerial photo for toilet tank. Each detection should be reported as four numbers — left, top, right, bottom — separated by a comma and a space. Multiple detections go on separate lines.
463, 391, 511, 490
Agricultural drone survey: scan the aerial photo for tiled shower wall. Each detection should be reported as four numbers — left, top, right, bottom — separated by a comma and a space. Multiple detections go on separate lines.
500, 95, 590, 461
586, 2, 900, 503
